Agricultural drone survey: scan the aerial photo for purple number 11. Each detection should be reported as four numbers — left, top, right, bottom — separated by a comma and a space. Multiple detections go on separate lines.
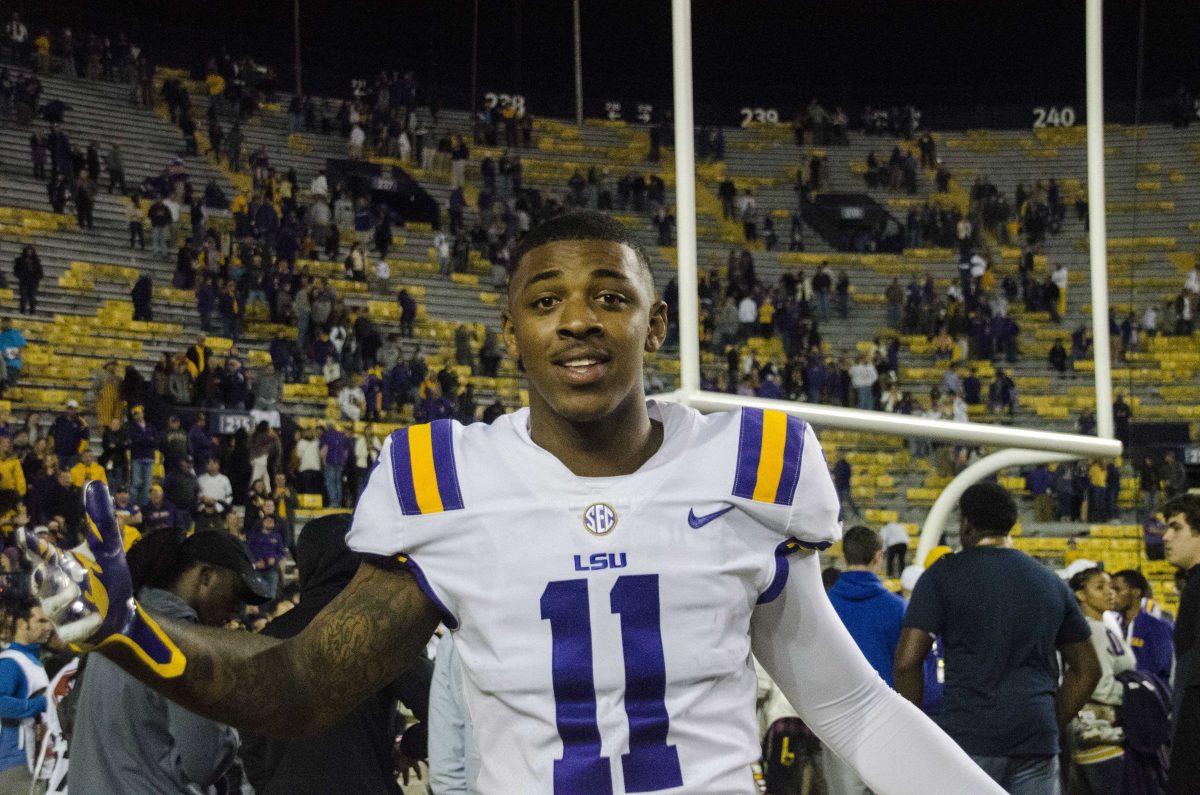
540, 574, 683, 793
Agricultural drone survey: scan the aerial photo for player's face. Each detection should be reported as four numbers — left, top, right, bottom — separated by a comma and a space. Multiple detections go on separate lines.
1076, 572, 1115, 615
503, 240, 667, 424
1111, 578, 1138, 613
1163, 512, 1200, 570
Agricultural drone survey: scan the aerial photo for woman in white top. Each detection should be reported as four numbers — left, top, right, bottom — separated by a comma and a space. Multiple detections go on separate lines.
1069, 567, 1136, 795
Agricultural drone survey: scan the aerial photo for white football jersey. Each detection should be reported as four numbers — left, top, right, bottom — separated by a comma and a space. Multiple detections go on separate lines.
347, 400, 841, 794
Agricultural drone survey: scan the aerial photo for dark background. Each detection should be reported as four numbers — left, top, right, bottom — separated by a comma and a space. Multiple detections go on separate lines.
9, 1, 1200, 127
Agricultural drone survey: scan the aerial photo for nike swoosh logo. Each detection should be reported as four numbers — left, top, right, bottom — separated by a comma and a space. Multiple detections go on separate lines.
688, 505, 734, 529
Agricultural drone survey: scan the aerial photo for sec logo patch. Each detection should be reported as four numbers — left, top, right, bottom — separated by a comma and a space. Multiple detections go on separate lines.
582, 503, 618, 536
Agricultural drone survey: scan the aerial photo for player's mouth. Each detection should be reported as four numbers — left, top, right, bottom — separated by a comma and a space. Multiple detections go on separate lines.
552, 350, 612, 385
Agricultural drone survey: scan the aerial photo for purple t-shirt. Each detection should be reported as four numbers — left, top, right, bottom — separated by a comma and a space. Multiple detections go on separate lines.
320, 429, 349, 468
245, 529, 286, 569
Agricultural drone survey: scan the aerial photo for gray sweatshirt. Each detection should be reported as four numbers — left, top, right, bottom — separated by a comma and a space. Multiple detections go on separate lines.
67, 588, 239, 794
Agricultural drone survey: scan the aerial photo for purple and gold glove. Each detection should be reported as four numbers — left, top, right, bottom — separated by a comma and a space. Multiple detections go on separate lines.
17, 481, 185, 678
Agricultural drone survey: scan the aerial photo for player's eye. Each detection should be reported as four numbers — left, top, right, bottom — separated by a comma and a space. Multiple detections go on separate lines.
532, 295, 559, 310
597, 292, 627, 306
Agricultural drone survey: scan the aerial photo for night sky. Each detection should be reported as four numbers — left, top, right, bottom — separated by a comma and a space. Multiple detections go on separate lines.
11, 1, 1200, 126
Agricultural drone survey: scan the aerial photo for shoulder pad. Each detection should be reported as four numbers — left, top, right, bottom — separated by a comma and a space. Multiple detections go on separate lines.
389, 419, 464, 516
731, 408, 807, 506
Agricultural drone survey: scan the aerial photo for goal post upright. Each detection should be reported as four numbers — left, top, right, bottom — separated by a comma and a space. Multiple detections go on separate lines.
670, 0, 702, 397
665, 0, 1121, 553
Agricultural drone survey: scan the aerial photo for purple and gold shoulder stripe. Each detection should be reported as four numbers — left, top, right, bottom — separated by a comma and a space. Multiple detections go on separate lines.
732, 408, 805, 506
390, 419, 465, 515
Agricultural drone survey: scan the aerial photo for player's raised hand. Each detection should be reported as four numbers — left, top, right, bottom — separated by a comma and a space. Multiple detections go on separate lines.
17, 481, 186, 677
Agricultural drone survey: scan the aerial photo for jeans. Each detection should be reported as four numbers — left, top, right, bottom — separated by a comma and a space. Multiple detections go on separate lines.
856, 386, 874, 410
324, 464, 344, 507
130, 458, 153, 507
970, 754, 1060, 795
815, 292, 829, 320
887, 303, 901, 328
258, 566, 280, 600
151, 224, 169, 255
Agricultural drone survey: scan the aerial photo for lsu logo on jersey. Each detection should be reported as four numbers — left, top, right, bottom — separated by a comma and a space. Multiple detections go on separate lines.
573, 552, 628, 571
390, 420, 464, 516
582, 502, 617, 536
733, 408, 805, 506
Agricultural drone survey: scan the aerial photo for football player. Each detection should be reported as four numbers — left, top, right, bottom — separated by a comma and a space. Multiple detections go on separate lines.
23, 212, 1000, 793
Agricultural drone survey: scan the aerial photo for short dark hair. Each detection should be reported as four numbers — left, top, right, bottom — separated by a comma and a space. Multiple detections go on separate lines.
1069, 566, 1107, 593
1113, 568, 1151, 598
509, 210, 653, 285
960, 482, 1017, 536
1162, 494, 1200, 536
842, 525, 882, 566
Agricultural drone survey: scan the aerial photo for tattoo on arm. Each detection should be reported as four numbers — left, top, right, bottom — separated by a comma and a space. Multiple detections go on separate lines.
102, 558, 441, 737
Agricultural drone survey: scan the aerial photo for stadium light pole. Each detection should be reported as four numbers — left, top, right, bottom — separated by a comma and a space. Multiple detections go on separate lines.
573, 0, 584, 127
470, 0, 480, 119
292, 0, 302, 97
670, 0, 700, 396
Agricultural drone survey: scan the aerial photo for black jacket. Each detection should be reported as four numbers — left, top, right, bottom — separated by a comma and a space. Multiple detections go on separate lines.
240, 514, 433, 795
1169, 565, 1200, 793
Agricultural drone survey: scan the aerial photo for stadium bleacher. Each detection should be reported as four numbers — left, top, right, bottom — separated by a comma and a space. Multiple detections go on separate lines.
0, 24, 1196, 615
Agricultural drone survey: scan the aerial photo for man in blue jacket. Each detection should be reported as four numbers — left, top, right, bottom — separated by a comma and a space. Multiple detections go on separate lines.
0, 597, 54, 793
825, 525, 906, 794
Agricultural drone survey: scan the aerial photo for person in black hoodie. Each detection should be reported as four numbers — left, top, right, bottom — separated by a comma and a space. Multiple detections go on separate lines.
240, 513, 433, 794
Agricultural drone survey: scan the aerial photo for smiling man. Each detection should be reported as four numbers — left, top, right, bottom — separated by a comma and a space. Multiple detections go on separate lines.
21, 211, 1000, 794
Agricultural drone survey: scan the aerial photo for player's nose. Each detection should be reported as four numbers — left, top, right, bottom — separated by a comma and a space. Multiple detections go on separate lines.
556, 297, 602, 338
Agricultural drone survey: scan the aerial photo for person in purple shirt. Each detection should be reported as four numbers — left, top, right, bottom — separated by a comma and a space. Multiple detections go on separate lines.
319, 423, 348, 507
361, 369, 382, 422
245, 514, 285, 599
804, 358, 827, 403
756, 373, 784, 400
141, 484, 178, 533
125, 404, 157, 507
1113, 569, 1175, 681
415, 383, 455, 424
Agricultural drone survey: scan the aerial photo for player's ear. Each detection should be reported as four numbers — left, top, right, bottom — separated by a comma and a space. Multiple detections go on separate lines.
500, 308, 521, 363
644, 300, 668, 354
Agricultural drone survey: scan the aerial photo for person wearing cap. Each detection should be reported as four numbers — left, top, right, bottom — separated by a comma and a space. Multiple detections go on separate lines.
68, 528, 271, 793
894, 482, 1101, 793
49, 400, 88, 470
